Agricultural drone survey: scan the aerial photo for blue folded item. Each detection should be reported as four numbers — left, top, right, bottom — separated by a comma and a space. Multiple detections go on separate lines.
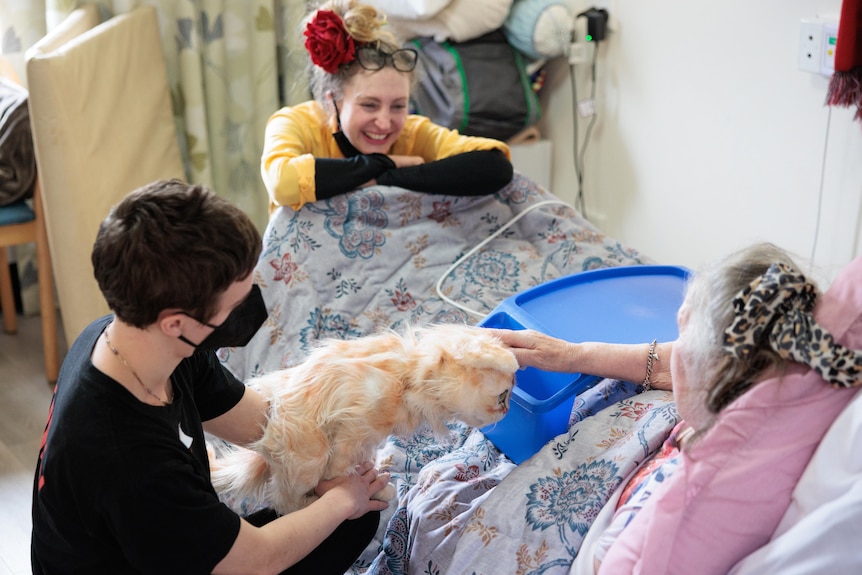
0, 199, 34, 226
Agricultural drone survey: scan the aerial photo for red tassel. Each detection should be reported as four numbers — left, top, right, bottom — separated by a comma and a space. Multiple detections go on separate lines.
827, 69, 862, 106
827, 0, 862, 123
826, 68, 862, 122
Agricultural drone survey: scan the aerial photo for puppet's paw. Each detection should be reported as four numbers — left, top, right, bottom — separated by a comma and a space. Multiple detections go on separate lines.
372, 482, 397, 502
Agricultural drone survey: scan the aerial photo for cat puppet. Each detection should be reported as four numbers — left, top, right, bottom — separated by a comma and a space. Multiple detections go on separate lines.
211, 323, 520, 515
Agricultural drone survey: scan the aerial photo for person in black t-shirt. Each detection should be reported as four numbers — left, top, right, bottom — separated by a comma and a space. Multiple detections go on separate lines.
31, 179, 391, 575
260, 0, 514, 213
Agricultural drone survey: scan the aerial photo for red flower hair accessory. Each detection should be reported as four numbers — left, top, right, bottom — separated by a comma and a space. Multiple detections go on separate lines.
304, 10, 357, 74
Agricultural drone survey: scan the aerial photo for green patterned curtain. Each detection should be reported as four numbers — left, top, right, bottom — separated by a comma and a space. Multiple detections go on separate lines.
1, 0, 311, 314
1, 0, 312, 232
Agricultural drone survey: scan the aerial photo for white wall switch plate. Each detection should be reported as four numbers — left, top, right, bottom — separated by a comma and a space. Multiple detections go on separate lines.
799, 19, 824, 74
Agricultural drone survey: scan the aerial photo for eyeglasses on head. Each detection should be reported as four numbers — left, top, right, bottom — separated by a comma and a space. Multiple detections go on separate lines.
355, 46, 418, 72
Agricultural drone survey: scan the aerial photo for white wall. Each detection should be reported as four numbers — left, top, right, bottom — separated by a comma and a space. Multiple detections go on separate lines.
540, 0, 862, 281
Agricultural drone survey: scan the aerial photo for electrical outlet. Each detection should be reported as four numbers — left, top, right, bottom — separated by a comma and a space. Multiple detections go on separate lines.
799, 19, 824, 74
799, 18, 840, 76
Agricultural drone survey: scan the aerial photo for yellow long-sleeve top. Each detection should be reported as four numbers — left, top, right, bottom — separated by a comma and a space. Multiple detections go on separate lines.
261, 100, 512, 212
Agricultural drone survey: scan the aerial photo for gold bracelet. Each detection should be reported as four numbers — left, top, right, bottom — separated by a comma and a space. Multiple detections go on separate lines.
642, 339, 658, 391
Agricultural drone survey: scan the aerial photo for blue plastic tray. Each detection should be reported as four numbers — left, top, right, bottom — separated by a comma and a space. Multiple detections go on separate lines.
479, 264, 690, 463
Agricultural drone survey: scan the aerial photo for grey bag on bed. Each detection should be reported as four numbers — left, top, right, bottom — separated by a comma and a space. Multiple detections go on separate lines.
0, 77, 36, 206
410, 30, 541, 142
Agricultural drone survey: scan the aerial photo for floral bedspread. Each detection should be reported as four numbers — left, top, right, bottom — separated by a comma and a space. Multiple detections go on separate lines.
352, 384, 678, 575
219, 172, 674, 574
221, 172, 649, 377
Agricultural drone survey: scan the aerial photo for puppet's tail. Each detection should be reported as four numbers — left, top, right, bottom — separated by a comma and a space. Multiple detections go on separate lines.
209, 445, 272, 512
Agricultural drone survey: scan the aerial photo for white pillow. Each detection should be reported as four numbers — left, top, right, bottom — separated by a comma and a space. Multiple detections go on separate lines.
381, 0, 515, 43
504, 0, 571, 60
366, 0, 452, 20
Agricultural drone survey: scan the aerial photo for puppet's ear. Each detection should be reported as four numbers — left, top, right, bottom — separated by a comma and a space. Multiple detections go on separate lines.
460, 338, 520, 374
427, 324, 520, 374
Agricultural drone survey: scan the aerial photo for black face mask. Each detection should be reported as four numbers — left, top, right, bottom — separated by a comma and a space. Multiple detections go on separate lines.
178, 284, 268, 351
333, 129, 362, 157
331, 99, 361, 158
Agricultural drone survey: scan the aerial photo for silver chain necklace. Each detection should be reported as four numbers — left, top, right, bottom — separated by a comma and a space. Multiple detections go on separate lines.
103, 325, 172, 406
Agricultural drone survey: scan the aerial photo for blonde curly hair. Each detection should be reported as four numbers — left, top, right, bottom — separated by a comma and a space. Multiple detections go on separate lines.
303, 0, 414, 109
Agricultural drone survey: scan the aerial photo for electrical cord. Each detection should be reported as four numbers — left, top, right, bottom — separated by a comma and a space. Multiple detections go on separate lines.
810, 105, 832, 267
433, 13, 601, 319
570, 60, 583, 215
434, 199, 573, 319
570, 41, 600, 219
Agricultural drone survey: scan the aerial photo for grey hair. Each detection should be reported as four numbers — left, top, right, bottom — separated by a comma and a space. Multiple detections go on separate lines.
681, 242, 811, 414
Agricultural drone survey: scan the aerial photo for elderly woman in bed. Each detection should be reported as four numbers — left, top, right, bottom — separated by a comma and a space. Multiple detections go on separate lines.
494, 242, 862, 575
261, 0, 513, 212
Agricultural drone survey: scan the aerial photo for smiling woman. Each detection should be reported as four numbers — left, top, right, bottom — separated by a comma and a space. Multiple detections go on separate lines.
335, 66, 410, 156
260, 0, 514, 214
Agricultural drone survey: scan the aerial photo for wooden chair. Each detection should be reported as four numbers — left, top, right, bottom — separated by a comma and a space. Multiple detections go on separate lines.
0, 58, 59, 384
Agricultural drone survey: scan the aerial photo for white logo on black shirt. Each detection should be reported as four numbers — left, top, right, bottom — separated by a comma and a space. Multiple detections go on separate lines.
178, 423, 193, 449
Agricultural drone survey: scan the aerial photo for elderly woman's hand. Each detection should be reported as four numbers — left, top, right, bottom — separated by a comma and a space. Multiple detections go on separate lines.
487, 329, 579, 373
488, 328, 674, 391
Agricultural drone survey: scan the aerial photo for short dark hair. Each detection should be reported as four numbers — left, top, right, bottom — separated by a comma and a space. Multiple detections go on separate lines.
92, 179, 262, 328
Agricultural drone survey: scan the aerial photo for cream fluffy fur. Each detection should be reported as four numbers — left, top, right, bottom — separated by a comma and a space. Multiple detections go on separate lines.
211, 323, 519, 515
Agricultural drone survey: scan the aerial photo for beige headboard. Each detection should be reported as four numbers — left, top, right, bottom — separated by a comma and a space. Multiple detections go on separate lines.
27, 5, 185, 344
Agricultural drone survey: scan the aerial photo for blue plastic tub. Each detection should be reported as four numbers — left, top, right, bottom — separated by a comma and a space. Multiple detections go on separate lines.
479, 265, 690, 464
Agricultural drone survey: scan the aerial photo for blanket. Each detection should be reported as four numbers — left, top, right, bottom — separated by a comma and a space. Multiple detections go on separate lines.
220, 172, 674, 573
352, 384, 678, 574
221, 172, 649, 376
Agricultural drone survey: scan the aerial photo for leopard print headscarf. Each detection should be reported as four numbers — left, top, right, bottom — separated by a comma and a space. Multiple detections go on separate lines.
723, 262, 862, 388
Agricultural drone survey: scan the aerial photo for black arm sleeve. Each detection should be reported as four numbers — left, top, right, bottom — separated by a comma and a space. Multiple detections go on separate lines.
375, 149, 513, 196
314, 153, 396, 200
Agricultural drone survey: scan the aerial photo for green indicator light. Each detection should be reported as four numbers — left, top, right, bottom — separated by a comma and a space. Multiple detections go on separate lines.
586, 34, 593, 42
829, 37, 837, 46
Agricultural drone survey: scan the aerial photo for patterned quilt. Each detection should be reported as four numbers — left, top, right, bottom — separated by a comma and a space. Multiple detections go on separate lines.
351, 383, 678, 575
220, 172, 678, 573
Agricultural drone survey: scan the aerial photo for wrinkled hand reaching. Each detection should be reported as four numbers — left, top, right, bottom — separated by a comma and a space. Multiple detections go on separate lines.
488, 329, 579, 373
487, 328, 674, 391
